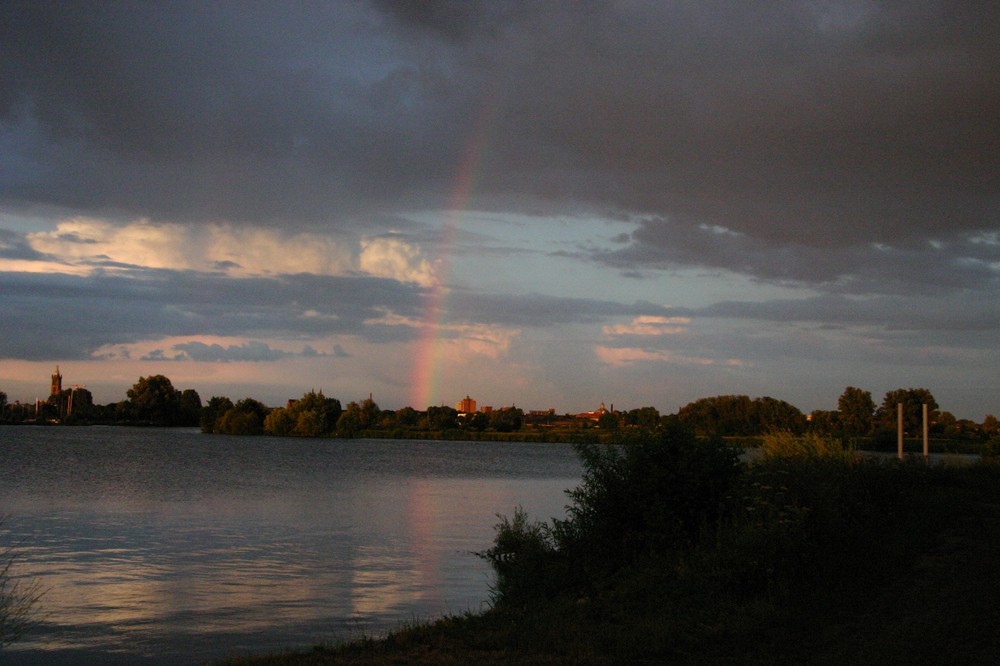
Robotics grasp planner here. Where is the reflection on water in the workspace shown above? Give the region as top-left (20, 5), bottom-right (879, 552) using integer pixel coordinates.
top-left (0, 427), bottom-right (582, 664)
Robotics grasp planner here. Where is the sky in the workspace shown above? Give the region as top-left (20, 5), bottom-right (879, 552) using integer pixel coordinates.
top-left (1, 1), bottom-right (998, 419)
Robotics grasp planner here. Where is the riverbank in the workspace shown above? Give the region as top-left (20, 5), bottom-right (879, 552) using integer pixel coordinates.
top-left (217, 450), bottom-right (1000, 665)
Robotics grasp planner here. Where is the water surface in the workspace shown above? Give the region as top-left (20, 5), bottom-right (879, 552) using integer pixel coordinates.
top-left (0, 426), bottom-right (582, 664)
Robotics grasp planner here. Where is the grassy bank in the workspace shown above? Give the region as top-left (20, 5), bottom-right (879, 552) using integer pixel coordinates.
top-left (218, 432), bottom-right (1000, 665)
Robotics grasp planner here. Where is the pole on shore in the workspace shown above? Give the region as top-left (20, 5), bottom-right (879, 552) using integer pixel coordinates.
top-left (897, 402), bottom-right (904, 460)
top-left (923, 403), bottom-right (929, 459)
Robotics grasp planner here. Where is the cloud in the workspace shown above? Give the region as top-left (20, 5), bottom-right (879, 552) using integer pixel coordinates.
top-left (20, 219), bottom-right (353, 277)
top-left (106, 339), bottom-right (339, 363)
top-left (602, 315), bottom-right (691, 337)
top-left (593, 345), bottom-right (745, 369)
top-left (4, 2), bottom-right (996, 253)
top-left (358, 236), bottom-right (436, 286)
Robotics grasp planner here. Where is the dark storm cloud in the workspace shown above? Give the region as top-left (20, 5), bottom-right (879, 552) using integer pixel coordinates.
top-left (2, 1), bottom-right (998, 284)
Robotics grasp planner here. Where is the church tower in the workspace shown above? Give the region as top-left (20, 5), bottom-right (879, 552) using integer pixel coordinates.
top-left (51, 365), bottom-right (62, 396)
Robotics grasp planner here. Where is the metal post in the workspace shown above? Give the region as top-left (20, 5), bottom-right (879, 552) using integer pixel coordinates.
top-left (897, 402), bottom-right (904, 460)
top-left (923, 403), bottom-right (929, 459)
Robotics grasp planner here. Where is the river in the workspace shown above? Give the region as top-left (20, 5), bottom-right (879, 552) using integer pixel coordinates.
top-left (0, 426), bottom-right (583, 664)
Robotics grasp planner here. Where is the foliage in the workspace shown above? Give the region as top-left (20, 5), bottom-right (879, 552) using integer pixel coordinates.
top-left (677, 394), bottom-right (806, 436)
top-left (425, 405), bottom-right (459, 430)
top-left (837, 385), bottom-right (875, 436)
top-left (481, 426), bottom-right (742, 604)
top-left (214, 398), bottom-right (270, 435)
top-left (759, 430), bottom-right (855, 460)
top-left (264, 390), bottom-right (342, 437)
top-left (336, 398), bottom-right (380, 436)
top-left (200, 396), bottom-right (234, 433)
top-left (488, 407), bottom-right (524, 433)
top-left (178, 389), bottom-right (203, 427)
top-left (621, 406), bottom-right (660, 428)
top-left (875, 387), bottom-right (939, 433)
top-left (124, 375), bottom-right (202, 426)
top-left (126, 374), bottom-right (181, 424)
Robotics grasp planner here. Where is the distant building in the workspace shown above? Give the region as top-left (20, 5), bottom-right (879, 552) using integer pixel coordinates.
top-left (576, 402), bottom-right (611, 422)
top-left (455, 395), bottom-right (477, 413)
top-left (51, 365), bottom-right (62, 397)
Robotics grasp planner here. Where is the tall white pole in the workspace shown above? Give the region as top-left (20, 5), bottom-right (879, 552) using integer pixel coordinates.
top-left (897, 402), bottom-right (904, 460)
top-left (923, 403), bottom-right (929, 459)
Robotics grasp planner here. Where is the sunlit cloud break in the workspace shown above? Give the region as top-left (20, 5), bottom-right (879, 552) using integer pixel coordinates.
top-left (17, 218), bottom-right (435, 284)
top-left (602, 315), bottom-right (691, 337)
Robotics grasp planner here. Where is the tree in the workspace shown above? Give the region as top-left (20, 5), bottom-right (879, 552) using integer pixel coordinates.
top-left (983, 415), bottom-right (999, 438)
top-left (337, 398), bottom-right (380, 436)
top-left (426, 405), bottom-right (459, 430)
top-left (127, 375), bottom-right (181, 424)
top-left (809, 410), bottom-right (839, 434)
top-left (677, 395), bottom-right (805, 436)
top-left (623, 406), bottom-right (661, 429)
top-left (215, 398), bottom-right (269, 435)
top-left (875, 388), bottom-right (939, 434)
top-left (489, 406), bottom-right (524, 433)
top-left (200, 396), bottom-right (234, 433)
top-left (837, 386), bottom-right (875, 437)
top-left (178, 389), bottom-right (202, 427)
top-left (394, 406), bottom-right (420, 428)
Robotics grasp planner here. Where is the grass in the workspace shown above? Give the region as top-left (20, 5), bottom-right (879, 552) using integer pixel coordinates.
top-left (215, 435), bottom-right (1000, 665)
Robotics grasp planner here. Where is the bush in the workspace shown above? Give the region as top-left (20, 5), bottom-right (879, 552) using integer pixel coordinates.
top-left (482, 426), bottom-right (743, 606)
top-left (760, 430), bottom-right (856, 460)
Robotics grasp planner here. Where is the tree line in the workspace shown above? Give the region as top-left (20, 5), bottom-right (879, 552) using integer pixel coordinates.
top-left (2, 376), bottom-right (998, 444)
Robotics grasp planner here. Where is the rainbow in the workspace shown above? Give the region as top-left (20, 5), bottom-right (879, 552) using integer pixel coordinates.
top-left (409, 96), bottom-right (497, 410)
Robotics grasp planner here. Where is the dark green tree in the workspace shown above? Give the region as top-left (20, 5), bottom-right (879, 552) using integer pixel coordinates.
top-left (393, 406), bottom-right (420, 428)
top-left (489, 406), bottom-right (524, 433)
top-left (337, 398), bottom-right (379, 435)
top-left (809, 409), bottom-right (839, 434)
top-left (677, 395), bottom-right (805, 436)
top-left (623, 406), bottom-right (661, 429)
top-left (178, 389), bottom-right (202, 427)
top-left (215, 397), bottom-right (269, 435)
top-left (126, 375), bottom-right (181, 424)
top-left (200, 396), bottom-right (234, 433)
top-left (426, 405), bottom-right (459, 430)
top-left (875, 388), bottom-right (939, 434)
top-left (837, 386), bottom-right (875, 436)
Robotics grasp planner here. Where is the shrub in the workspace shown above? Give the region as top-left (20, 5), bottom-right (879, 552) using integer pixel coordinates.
top-left (760, 430), bottom-right (856, 460)
top-left (482, 426), bottom-right (743, 605)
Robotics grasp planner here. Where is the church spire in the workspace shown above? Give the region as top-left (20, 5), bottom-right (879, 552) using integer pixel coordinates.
top-left (51, 365), bottom-right (62, 396)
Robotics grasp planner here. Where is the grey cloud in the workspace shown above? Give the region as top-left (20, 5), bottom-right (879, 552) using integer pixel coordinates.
top-left (166, 341), bottom-right (304, 362)
top-left (2, 2), bottom-right (998, 286)
top-left (0, 269), bottom-right (425, 360)
top-left (598, 219), bottom-right (1000, 295)
top-left (0, 228), bottom-right (44, 260)
top-left (0, 265), bottom-right (665, 361)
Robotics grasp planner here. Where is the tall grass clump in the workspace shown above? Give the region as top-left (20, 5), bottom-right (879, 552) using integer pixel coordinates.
top-left (759, 429), bottom-right (856, 460)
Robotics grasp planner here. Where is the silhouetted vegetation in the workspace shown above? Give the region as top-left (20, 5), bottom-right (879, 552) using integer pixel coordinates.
top-left (218, 430), bottom-right (1000, 664)
top-left (4, 377), bottom-right (1000, 457)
